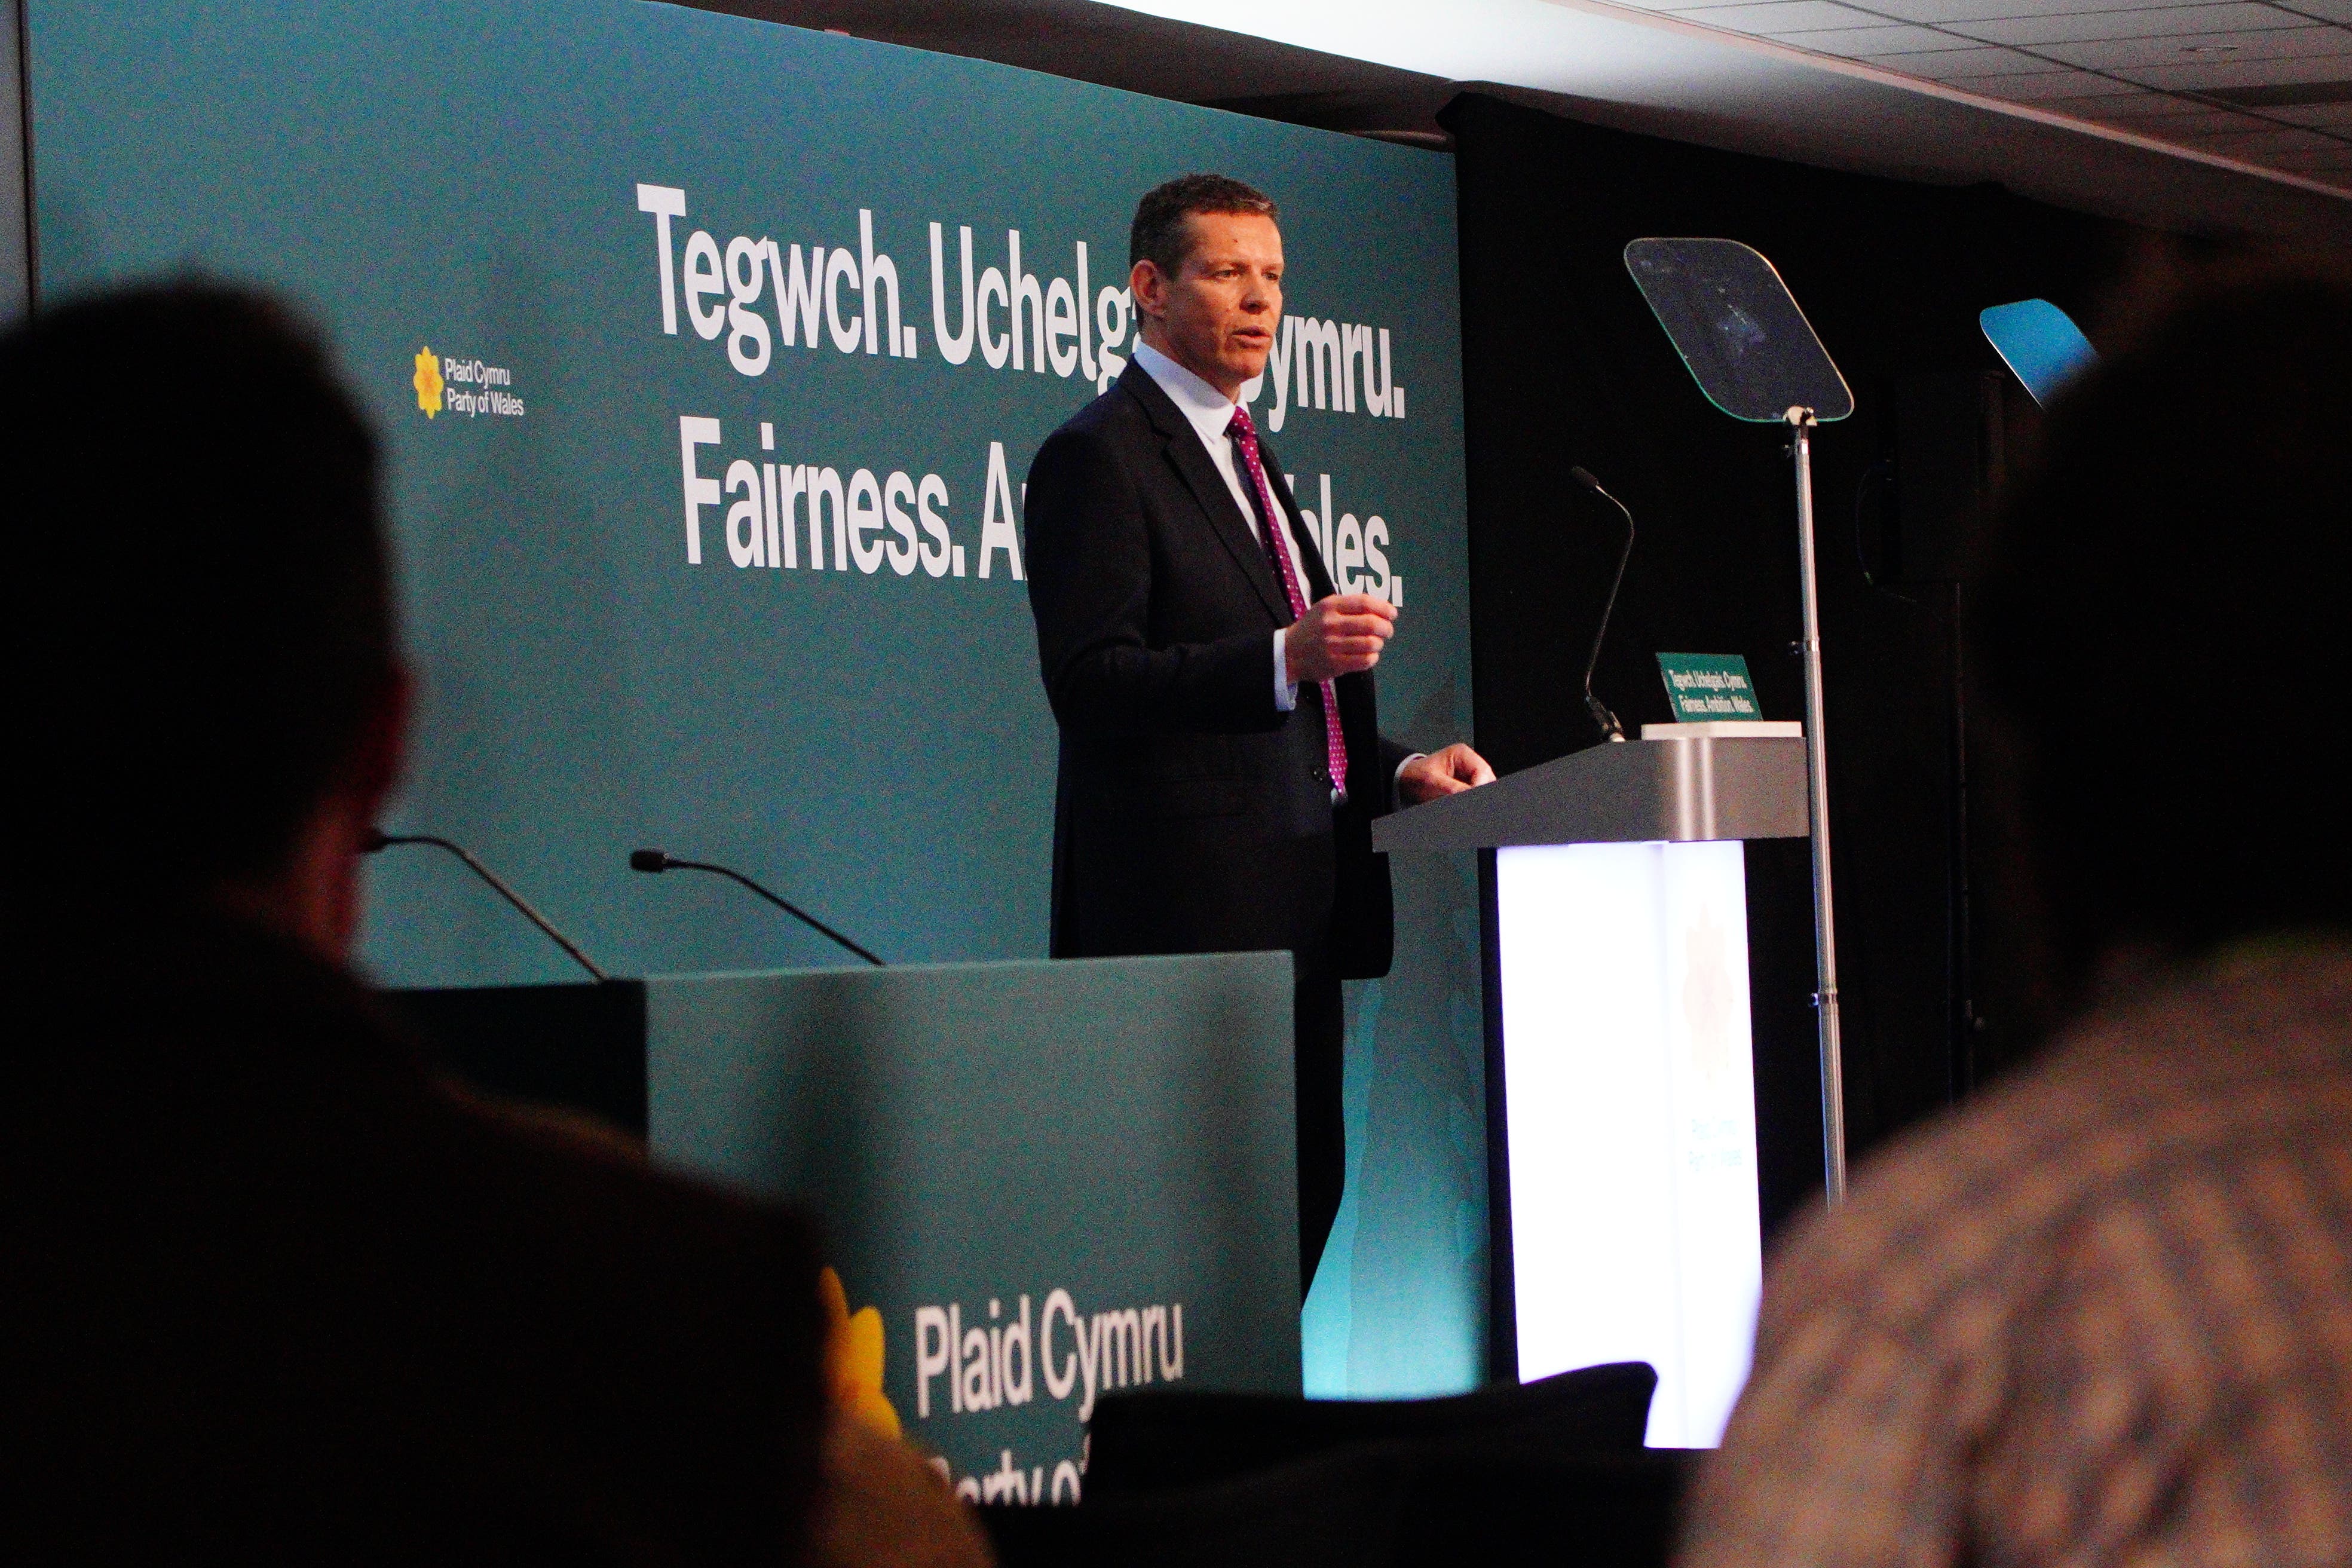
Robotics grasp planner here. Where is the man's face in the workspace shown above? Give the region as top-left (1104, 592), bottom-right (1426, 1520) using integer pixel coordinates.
top-left (1134, 212), bottom-right (1284, 398)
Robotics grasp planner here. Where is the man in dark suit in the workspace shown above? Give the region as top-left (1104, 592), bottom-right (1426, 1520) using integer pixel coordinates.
top-left (1, 285), bottom-right (984, 1565)
top-left (1024, 175), bottom-right (1493, 1290)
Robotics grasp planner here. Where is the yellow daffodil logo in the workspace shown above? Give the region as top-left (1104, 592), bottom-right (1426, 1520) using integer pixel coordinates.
top-left (412, 346), bottom-right (444, 418)
top-left (820, 1266), bottom-right (901, 1438)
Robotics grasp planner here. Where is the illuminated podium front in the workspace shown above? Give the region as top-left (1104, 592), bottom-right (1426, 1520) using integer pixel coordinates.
top-left (1374, 724), bottom-right (1808, 1446)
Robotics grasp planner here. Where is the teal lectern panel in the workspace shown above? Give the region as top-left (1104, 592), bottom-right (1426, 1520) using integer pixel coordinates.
top-left (644, 951), bottom-right (1297, 1501)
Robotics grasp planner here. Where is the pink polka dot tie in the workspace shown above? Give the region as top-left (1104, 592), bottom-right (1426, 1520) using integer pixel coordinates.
top-left (1227, 405), bottom-right (1348, 801)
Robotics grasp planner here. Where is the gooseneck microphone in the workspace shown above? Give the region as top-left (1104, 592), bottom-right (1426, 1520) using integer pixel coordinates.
top-left (629, 850), bottom-right (885, 967)
top-left (1569, 466), bottom-right (1636, 744)
top-left (363, 830), bottom-right (610, 981)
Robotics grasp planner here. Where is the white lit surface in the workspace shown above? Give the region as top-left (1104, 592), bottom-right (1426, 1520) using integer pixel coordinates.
top-left (1087, 3), bottom-right (2351, 236)
top-left (1496, 841), bottom-right (1762, 1447)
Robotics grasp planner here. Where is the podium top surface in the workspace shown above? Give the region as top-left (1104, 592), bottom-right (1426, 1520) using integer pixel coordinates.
top-left (1373, 735), bottom-right (1810, 853)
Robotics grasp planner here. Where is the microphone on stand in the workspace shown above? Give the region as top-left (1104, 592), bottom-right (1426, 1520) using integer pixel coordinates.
top-left (363, 829), bottom-right (610, 981)
top-left (1569, 466), bottom-right (1636, 743)
top-left (629, 849), bottom-right (885, 967)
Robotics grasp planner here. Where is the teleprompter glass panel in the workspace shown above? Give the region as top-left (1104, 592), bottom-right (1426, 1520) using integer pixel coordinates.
top-left (1623, 238), bottom-right (1852, 424)
top-left (1980, 298), bottom-right (2097, 408)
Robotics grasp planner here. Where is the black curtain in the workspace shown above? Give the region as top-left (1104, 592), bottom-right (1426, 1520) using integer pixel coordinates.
top-left (1444, 93), bottom-right (2145, 1236)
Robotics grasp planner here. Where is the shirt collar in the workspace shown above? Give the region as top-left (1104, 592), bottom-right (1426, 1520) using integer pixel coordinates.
top-left (1132, 339), bottom-right (1239, 451)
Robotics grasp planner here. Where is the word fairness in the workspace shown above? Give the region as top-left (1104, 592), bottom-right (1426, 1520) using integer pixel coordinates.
top-left (914, 1289), bottom-right (1183, 1426)
top-left (677, 419), bottom-right (1026, 580)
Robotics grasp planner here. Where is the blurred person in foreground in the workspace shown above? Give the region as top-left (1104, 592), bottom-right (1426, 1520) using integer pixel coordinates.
top-left (0, 284), bottom-right (985, 1566)
top-left (1679, 268), bottom-right (2352, 1566)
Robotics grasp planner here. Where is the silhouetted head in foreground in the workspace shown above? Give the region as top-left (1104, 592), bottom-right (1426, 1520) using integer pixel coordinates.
top-left (0, 283), bottom-right (403, 949)
top-left (1974, 267), bottom-right (2352, 999)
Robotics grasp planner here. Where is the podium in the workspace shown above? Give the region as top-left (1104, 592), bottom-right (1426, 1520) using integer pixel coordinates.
top-left (1374, 725), bottom-right (1807, 1446)
top-left (385, 953), bottom-right (1300, 1502)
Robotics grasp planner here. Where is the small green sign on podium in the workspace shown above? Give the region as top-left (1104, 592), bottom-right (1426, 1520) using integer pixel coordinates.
top-left (1657, 653), bottom-right (1762, 721)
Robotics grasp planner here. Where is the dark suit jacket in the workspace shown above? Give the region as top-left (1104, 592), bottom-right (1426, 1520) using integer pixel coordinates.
top-left (2, 908), bottom-right (827, 1563)
top-left (1025, 362), bottom-right (1407, 981)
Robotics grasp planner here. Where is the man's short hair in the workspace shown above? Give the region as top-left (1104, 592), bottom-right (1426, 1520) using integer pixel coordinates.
top-left (0, 283), bottom-right (392, 901)
top-left (1973, 268), bottom-right (2352, 976)
top-left (1129, 173), bottom-right (1279, 276)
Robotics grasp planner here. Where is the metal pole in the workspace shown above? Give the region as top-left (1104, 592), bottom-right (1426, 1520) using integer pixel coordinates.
top-left (1787, 407), bottom-right (1847, 1207)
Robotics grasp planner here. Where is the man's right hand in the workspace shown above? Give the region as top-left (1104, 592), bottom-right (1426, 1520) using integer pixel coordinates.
top-left (1286, 593), bottom-right (1398, 685)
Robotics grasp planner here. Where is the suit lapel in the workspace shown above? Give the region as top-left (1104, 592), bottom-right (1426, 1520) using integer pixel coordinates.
top-left (1119, 363), bottom-right (1291, 625)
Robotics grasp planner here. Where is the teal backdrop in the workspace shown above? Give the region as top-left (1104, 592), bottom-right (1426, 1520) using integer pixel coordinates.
top-left (24, 0), bottom-right (1487, 1395)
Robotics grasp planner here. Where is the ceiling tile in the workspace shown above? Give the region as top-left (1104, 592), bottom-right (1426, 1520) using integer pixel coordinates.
top-left (1857, 41), bottom-right (2077, 72)
top-left (1783, 0), bottom-right (1933, 13)
top-left (1774, 22), bottom-right (1962, 48)
top-left (2195, 76), bottom-right (2352, 105)
top-left (1951, 4), bottom-right (2320, 46)
top-left (2120, 48), bottom-right (2352, 86)
top-left (2264, 100), bottom-right (2352, 124)
top-left (2044, 90), bottom-right (2247, 116)
top-left (2036, 26), bottom-right (2352, 70)
top-left (2268, 0), bottom-right (2352, 22)
top-left (1647, 0), bottom-right (1883, 27)
top-left (2028, 82), bottom-right (2189, 103)
top-left (2162, 122), bottom-right (2348, 149)
top-left (2068, 102), bottom-right (2290, 135)
top-left (1818, 0), bottom-right (2197, 19)
top-left (2143, 99), bottom-right (2304, 121)
top-left (1944, 66), bottom-right (2137, 94)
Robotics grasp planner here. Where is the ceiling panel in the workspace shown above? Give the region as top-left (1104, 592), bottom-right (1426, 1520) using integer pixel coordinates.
top-left (2045, 90), bottom-right (2258, 115)
top-left (2027, 87), bottom-right (2181, 112)
top-left (2037, 27), bottom-right (2352, 70)
top-left (2109, 105), bottom-right (2304, 134)
top-left (2178, 112), bottom-right (2347, 133)
top-left (1953, 65), bottom-right (2142, 91)
top-left (1953, 5), bottom-right (2319, 45)
top-left (1622, 0), bottom-right (2352, 187)
top-left (1833, 0), bottom-right (2225, 18)
top-left (1651, 0), bottom-right (1884, 26)
top-left (2122, 50), bottom-right (2352, 87)
top-left (1778, 22), bottom-right (1964, 47)
top-left (2274, 0), bottom-right (2352, 22)
top-left (1856, 42), bottom-right (2079, 72)
top-left (1051, 0), bottom-right (2352, 216)
top-left (2202, 76), bottom-right (2352, 102)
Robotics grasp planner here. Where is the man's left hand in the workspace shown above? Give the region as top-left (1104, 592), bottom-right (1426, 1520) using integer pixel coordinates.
top-left (1398, 743), bottom-right (1496, 804)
